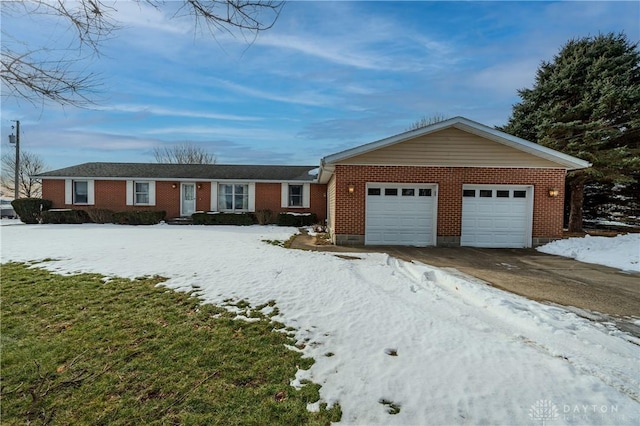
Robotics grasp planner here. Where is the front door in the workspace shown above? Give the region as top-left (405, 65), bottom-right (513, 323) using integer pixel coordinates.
top-left (181, 183), bottom-right (196, 216)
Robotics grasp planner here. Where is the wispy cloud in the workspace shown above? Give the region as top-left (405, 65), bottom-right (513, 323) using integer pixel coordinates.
top-left (93, 104), bottom-right (262, 121)
top-left (210, 78), bottom-right (336, 107)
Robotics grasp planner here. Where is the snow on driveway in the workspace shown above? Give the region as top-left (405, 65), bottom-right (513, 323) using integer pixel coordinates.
top-left (1, 224), bottom-right (638, 425)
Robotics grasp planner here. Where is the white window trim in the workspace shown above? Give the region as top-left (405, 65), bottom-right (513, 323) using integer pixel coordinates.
top-left (218, 183), bottom-right (255, 212)
top-left (126, 180), bottom-right (155, 206)
top-left (281, 183), bottom-right (310, 208)
top-left (65, 179), bottom-right (94, 205)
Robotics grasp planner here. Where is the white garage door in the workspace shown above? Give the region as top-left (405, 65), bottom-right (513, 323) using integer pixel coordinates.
top-left (365, 184), bottom-right (437, 246)
top-left (461, 185), bottom-right (533, 248)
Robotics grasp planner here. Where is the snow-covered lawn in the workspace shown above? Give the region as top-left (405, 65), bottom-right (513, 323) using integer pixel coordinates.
top-left (1, 224), bottom-right (638, 425)
top-left (537, 233), bottom-right (640, 272)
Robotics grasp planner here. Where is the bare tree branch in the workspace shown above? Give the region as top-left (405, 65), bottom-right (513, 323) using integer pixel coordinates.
top-left (1, 151), bottom-right (48, 198)
top-left (1, 0), bottom-right (284, 107)
top-left (407, 114), bottom-right (448, 131)
top-left (153, 142), bottom-right (216, 164)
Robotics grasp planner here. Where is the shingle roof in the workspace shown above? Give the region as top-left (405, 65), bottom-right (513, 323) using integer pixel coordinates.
top-left (37, 162), bottom-right (319, 182)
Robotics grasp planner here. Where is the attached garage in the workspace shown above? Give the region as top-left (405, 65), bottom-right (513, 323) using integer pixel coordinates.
top-left (365, 183), bottom-right (437, 246)
top-left (318, 117), bottom-right (591, 247)
top-left (461, 185), bottom-right (533, 248)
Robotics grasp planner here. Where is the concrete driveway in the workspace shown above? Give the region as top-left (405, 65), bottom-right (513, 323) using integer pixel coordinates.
top-left (291, 234), bottom-right (640, 334)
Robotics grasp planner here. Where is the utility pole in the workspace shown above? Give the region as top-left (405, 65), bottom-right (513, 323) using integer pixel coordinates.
top-left (8, 120), bottom-right (20, 200)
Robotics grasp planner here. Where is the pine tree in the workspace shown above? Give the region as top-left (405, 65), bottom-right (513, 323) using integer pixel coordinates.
top-left (500, 33), bottom-right (640, 232)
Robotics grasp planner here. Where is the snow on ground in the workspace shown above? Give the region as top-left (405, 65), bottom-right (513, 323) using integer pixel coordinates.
top-left (537, 233), bottom-right (640, 272)
top-left (1, 224), bottom-right (639, 425)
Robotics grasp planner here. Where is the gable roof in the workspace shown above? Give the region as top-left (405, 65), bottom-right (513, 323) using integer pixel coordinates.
top-left (37, 163), bottom-right (319, 182)
top-left (318, 116), bottom-right (591, 183)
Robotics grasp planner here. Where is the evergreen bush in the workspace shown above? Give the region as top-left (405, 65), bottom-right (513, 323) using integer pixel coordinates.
top-left (113, 210), bottom-right (166, 225)
top-left (11, 198), bottom-right (52, 224)
top-left (276, 212), bottom-right (317, 227)
top-left (41, 209), bottom-right (90, 224)
top-left (192, 212), bottom-right (255, 225)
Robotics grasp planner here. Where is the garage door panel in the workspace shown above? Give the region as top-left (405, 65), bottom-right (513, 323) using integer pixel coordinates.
top-left (366, 184), bottom-right (436, 246)
top-left (461, 185), bottom-right (532, 248)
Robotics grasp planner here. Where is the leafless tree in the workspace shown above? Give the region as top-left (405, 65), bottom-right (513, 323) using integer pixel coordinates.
top-left (407, 114), bottom-right (449, 131)
top-left (1, 0), bottom-right (283, 107)
top-left (1, 151), bottom-right (48, 198)
top-left (153, 142), bottom-right (216, 164)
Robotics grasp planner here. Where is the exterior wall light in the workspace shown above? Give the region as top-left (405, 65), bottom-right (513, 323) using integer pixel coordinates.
top-left (197, 183), bottom-right (202, 189)
top-left (348, 185), bottom-right (355, 194)
top-left (172, 183), bottom-right (177, 189)
top-left (548, 188), bottom-right (559, 197)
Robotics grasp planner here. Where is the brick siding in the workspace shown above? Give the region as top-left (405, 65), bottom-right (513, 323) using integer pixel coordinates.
top-left (42, 179), bottom-right (326, 221)
top-left (333, 165), bottom-right (566, 240)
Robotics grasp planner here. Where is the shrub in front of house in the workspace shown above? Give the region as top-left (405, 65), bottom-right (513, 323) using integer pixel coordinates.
top-left (192, 212), bottom-right (255, 225)
top-left (113, 210), bottom-right (166, 225)
top-left (11, 198), bottom-right (53, 224)
top-left (276, 212), bottom-right (317, 227)
top-left (41, 209), bottom-right (90, 224)
top-left (254, 209), bottom-right (275, 225)
top-left (87, 208), bottom-right (115, 224)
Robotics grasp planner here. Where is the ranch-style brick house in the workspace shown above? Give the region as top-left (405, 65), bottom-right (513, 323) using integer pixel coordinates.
top-left (39, 117), bottom-right (590, 248)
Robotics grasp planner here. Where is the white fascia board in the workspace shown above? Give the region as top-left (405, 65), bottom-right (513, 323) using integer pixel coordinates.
top-left (317, 163), bottom-right (335, 184)
top-left (39, 176), bottom-right (318, 183)
top-left (321, 116), bottom-right (591, 171)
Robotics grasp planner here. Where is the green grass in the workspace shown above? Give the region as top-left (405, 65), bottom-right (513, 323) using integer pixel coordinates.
top-left (0, 263), bottom-right (341, 425)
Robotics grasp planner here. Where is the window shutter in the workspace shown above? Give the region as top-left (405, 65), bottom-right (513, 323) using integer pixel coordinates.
top-left (65, 180), bottom-right (72, 205)
top-left (248, 183), bottom-right (255, 212)
top-left (87, 180), bottom-right (95, 205)
top-left (148, 181), bottom-right (156, 205)
top-left (126, 181), bottom-right (133, 206)
top-left (303, 183), bottom-right (310, 208)
top-left (281, 183), bottom-right (288, 208)
top-left (210, 182), bottom-right (218, 211)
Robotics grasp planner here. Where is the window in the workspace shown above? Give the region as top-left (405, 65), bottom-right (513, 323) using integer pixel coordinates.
top-left (463, 189), bottom-right (475, 197)
top-left (385, 188), bottom-right (398, 196)
top-left (73, 181), bottom-right (88, 204)
top-left (288, 184), bottom-right (303, 207)
top-left (402, 188), bottom-right (415, 196)
top-left (368, 188), bottom-right (381, 196)
top-left (219, 184), bottom-right (249, 211)
top-left (479, 190), bottom-right (493, 198)
top-left (513, 190), bottom-right (527, 198)
top-left (135, 182), bottom-right (150, 204)
top-left (496, 190), bottom-right (510, 198)
top-left (418, 188), bottom-right (432, 197)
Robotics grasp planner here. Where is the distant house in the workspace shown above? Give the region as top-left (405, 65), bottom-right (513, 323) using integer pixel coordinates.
top-left (39, 117), bottom-right (590, 248)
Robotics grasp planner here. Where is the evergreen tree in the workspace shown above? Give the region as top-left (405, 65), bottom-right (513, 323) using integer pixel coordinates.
top-left (500, 33), bottom-right (640, 232)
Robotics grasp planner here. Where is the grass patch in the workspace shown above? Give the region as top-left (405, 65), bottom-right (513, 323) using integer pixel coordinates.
top-left (0, 263), bottom-right (341, 425)
top-left (379, 398), bottom-right (401, 415)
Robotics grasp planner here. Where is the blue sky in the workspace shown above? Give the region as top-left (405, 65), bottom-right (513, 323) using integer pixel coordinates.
top-left (1, 1), bottom-right (638, 171)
